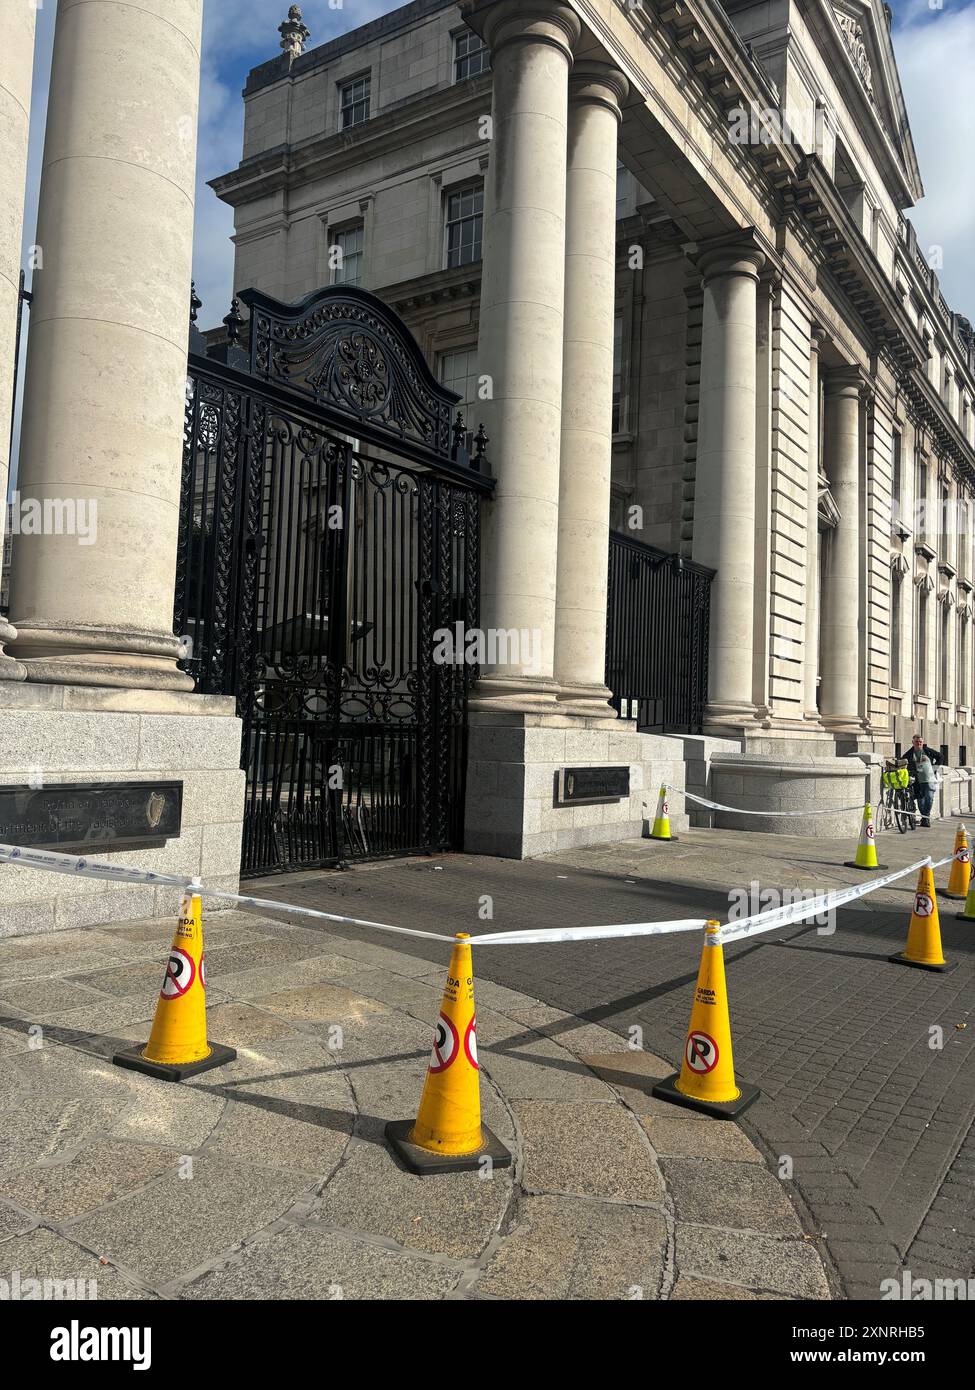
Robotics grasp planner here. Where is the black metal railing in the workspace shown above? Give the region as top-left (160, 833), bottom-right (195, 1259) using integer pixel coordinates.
top-left (605, 531), bottom-right (713, 734)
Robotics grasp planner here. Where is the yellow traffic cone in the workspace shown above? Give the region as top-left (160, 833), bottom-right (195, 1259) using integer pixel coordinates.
top-left (645, 784), bottom-right (678, 842)
top-left (113, 887), bottom-right (237, 1081)
top-left (942, 824), bottom-right (971, 900)
top-left (954, 875), bottom-right (975, 922)
top-left (889, 863), bottom-right (955, 973)
top-left (652, 921), bottom-right (759, 1118)
top-left (845, 804), bottom-right (887, 871)
top-left (385, 934), bottom-right (512, 1174)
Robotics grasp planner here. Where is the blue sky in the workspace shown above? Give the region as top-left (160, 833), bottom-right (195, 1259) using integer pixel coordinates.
top-left (19, 0), bottom-right (975, 328)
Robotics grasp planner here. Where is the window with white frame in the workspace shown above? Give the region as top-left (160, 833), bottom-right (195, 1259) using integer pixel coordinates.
top-left (892, 429), bottom-right (903, 529)
top-left (439, 346), bottom-right (480, 420)
top-left (940, 480), bottom-right (952, 568)
top-left (916, 455), bottom-right (928, 542)
top-left (340, 74), bottom-right (371, 130)
top-left (329, 223), bottom-right (364, 287)
top-left (891, 571), bottom-right (903, 688)
top-left (612, 313), bottom-right (624, 433)
top-left (940, 601), bottom-right (951, 701)
top-left (445, 185), bottom-right (483, 268)
top-left (916, 586), bottom-right (929, 694)
top-left (454, 30), bottom-right (490, 82)
top-left (957, 615), bottom-right (969, 709)
top-left (960, 500), bottom-right (971, 581)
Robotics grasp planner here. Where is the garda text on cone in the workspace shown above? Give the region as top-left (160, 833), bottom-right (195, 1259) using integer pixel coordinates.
top-left (410, 934), bottom-right (483, 1156)
top-left (651, 920), bottom-right (758, 1117)
top-left (113, 887), bottom-right (236, 1081)
top-left (676, 922), bottom-right (740, 1104)
top-left (142, 891), bottom-right (211, 1066)
top-left (386, 934), bottom-right (512, 1173)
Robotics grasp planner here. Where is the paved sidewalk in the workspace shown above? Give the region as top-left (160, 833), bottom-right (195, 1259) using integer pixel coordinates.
top-left (0, 909), bottom-right (829, 1300)
top-left (246, 818), bottom-right (974, 1299)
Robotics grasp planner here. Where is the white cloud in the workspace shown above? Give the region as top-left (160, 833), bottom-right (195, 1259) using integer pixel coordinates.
top-left (894, 4), bottom-right (975, 320)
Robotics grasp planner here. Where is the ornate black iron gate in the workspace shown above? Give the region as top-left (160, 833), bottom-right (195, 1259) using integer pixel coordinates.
top-left (176, 286), bottom-right (492, 877)
top-left (605, 531), bottom-right (713, 733)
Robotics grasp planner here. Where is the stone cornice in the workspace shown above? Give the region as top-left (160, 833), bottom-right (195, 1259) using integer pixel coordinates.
top-left (210, 78), bottom-right (491, 208)
top-left (596, 0), bottom-right (802, 226)
top-left (901, 367), bottom-right (975, 495)
top-left (385, 264), bottom-right (482, 316)
top-left (790, 156), bottom-right (924, 371)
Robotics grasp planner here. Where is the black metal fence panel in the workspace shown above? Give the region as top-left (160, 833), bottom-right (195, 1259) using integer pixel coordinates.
top-left (605, 531), bottom-right (713, 734)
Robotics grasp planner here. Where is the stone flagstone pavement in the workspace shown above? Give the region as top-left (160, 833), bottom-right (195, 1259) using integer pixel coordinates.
top-left (0, 908), bottom-right (829, 1300)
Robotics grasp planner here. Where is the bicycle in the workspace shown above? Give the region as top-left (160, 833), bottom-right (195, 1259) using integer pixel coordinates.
top-left (881, 763), bottom-right (916, 834)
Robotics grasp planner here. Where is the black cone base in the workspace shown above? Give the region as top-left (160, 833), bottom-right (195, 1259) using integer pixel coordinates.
top-left (954, 911), bottom-right (975, 921)
top-left (651, 1072), bottom-right (760, 1120)
top-left (644, 834), bottom-right (680, 843)
top-left (844, 862), bottom-right (889, 871)
top-left (887, 953), bottom-right (957, 974)
top-left (385, 1118), bottom-right (512, 1175)
top-left (113, 1041), bottom-right (237, 1082)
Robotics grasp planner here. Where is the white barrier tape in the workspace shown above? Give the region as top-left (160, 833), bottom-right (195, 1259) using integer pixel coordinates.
top-left (0, 843), bottom-right (958, 953)
top-left (204, 888), bottom-right (460, 944)
top-left (720, 856), bottom-right (931, 945)
top-left (678, 789), bottom-right (867, 817)
top-left (0, 842), bottom-right (457, 945)
top-left (0, 843), bottom-right (190, 888)
top-left (470, 918), bottom-right (710, 948)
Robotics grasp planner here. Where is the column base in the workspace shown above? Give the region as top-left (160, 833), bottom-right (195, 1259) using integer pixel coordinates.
top-left (555, 681), bottom-right (619, 719)
top-left (703, 699), bottom-right (762, 733)
top-left (8, 622), bottom-right (194, 692)
top-left (819, 713), bottom-right (868, 735)
top-left (468, 674), bottom-right (562, 715)
top-left (0, 618), bottom-right (26, 681)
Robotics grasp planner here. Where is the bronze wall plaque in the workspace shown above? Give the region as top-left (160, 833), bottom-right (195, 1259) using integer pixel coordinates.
top-left (0, 781), bottom-right (183, 854)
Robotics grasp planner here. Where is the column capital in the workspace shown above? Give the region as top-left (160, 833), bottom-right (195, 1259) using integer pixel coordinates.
top-left (466, 0), bottom-right (581, 61)
top-left (810, 322), bottom-right (828, 352)
top-left (568, 61), bottom-right (629, 120)
top-left (695, 229), bottom-right (766, 283)
top-left (822, 364), bottom-right (869, 398)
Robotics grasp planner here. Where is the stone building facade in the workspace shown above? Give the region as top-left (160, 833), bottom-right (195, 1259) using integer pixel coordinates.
top-left (211, 0), bottom-right (975, 840)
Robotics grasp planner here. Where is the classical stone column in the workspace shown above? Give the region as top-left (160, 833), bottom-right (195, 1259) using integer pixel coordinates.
top-left (8, 0), bottom-right (203, 689)
top-left (554, 62), bottom-right (629, 718)
top-left (803, 326), bottom-right (826, 719)
top-left (468, 0), bottom-right (580, 712)
top-left (0, 0), bottom-right (35, 680)
top-left (691, 235), bottom-right (765, 726)
top-left (819, 368), bottom-right (864, 730)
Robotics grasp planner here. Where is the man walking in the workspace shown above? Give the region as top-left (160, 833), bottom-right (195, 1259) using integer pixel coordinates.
top-left (905, 734), bottom-right (943, 827)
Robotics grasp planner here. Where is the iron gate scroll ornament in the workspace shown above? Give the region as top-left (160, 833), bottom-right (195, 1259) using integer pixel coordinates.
top-left (241, 286), bottom-right (457, 457)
